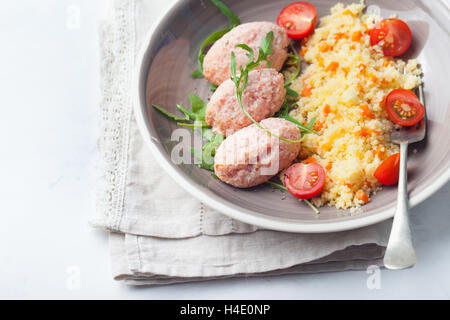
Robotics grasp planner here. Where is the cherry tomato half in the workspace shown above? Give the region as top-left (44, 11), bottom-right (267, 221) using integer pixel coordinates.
top-left (370, 19), bottom-right (412, 56)
top-left (374, 153), bottom-right (400, 185)
top-left (277, 2), bottom-right (317, 40)
top-left (284, 163), bottom-right (325, 199)
top-left (385, 89), bottom-right (425, 126)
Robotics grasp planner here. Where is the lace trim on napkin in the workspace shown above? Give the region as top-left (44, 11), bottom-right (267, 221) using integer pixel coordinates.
top-left (91, 0), bottom-right (135, 231)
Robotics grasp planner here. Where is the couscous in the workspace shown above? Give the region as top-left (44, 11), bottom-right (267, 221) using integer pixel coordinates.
top-left (284, 2), bottom-right (422, 209)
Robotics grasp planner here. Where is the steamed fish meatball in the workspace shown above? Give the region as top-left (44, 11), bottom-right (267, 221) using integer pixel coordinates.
top-left (205, 68), bottom-right (286, 136)
top-left (214, 118), bottom-right (301, 188)
top-left (203, 22), bottom-right (290, 86)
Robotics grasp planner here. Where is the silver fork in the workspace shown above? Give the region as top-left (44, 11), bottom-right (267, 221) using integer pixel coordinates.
top-left (383, 84), bottom-right (426, 270)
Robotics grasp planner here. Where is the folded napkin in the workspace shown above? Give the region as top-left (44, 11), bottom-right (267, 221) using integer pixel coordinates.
top-left (91, 0), bottom-right (391, 286)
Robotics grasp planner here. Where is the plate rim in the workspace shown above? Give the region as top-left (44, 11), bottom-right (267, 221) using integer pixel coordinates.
top-left (133, 0), bottom-right (450, 233)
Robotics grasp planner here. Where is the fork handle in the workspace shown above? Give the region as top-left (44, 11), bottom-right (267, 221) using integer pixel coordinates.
top-left (383, 142), bottom-right (417, 269)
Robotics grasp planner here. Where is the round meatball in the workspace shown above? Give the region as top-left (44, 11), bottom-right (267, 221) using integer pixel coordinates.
top-left (206, 68), bottom-right (286, 137)
top-left (214, 118), bottom-right (301, 188)
top-left (203, 22), bottom-right (290, 86)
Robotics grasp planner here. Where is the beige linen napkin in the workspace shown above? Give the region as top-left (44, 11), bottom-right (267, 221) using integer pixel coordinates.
top-left (91, 0), bottom-right (390, 285)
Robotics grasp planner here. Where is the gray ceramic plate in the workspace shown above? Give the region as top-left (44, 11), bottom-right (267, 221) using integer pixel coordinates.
top-left (134, 0), bottom-right (450, 233)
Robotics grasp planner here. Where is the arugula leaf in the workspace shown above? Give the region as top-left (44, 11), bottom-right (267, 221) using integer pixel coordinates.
top-left (152, 94), bottom-right (207, 124)
top-left (211, 173), bottom-right (219, 180)
top-left (192, 0), bottom-right (241, 78)
top-left (153, 95), bottom-right (225, 172)
top-left (259, 31), bottom-right (274, 63)
top-left (265, 181), bottom-right (320, 214)
top-left (306, 116), bottom-right (317, 129)
top-left (202, 128), bottom-right (216, 141)
top-left (189, 94), bottom-right (207, 119)
top-left (286, 87), bottom-right (299, 98)
top-left (280, 114), bottom-right (319, 135)
top-left (284, 43), bottom-right (302, 87)
top-left (274, 96), bottom-right (319, 136)
top-left (190, 133), bottom-right (224, 171)
top-left (177, 122), bottom-right (210, 129)
top-left (191, 69), bottom-right (204, 79)
top-left (152, 104), bottom-right (189, 122)
top-left (230, 52), bottom-right (237, 79)
top-left (211, 0), bottom-right (241, 28)
top-left (176, 104), bottom-right (196, 121)
top-left (265, 181), bottom-right (289, 191)
top-left (192, 28), bottom-right (230, 77)
top-left (202, 133), bottom-right (224, 169)
top-left (210, 84), bottom-right (218, 91)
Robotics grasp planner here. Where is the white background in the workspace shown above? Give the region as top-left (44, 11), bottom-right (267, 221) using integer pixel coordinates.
top-left (0, 0), bottom-right (449, 299)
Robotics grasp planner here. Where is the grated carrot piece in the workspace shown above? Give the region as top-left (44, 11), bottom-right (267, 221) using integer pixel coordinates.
top-left (359, 104), bottom-right (375, 119)
top-left (325, 61), bottom-right (340, 72)
top-left (376, 145), bottom-right (386, 159)
top-left (357, 63), bottom-right (366, 72)
top-left (356, 190), bottom-right (370, 204)
top-left (326, 163), bottom-right (333, 171)
top-left (334, 32), bottom-right (349, 41)
top-left (351, 31), bottom-right (363, 42)
top-left (319, 42), bottom-right (331, 52)
top-left (323, 104), bottom-right (331, 116)
top-left (305, 157), bottom-right (317, 164)
top-left (315, 120), bottom-right (325, 132)
top-left (300, 47), bottom-right (308, 56)
top-left (382, 60), bottom-right (392, 68)
top-left (358, 128), bottom-right (379, 137)
top-left (301, 82), bottom-right (314, 97)
top-left (368, 73), bottom-right (378, 83)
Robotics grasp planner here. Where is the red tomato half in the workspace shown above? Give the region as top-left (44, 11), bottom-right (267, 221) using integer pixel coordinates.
top-left (374, 153), bottom-right (400, 185)
top-left (385, 89), bottom-right (425, 126)
top-left (277, 2), bottom-right (317, 40)
top-left (284, 163), bottom-right (325, 199)
top-left (370, 19), bottom-right (412, 56)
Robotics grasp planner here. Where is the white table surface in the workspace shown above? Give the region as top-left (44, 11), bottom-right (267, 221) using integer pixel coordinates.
top-left (0, 0), bottom-right (449, 300)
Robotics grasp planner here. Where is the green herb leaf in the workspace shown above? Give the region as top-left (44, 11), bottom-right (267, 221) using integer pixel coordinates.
top-left (191, 69), bottom-right (205, 79)
top-left (236, 44), bottom-right (255, 64)
top-left (265, 181), bottom-right (320, 214)
top-left (280, 114), bottom-right (319, 135)
top-left (202, 133), bottom-right (224, 167)
top-left (190, 133), bottom-right (225, 172)
top-left (286, 87), bottom-right (299, 98)
top-left (192, 28), bottom-right (230, 77)
top-left (152, 104), bottom-right (189, 122)
top-left (177, 122), bottom-right (210, 129)
top-left (188, 94), bottom-right (207, 119)
top-left (284, 42), bottom-right (302, 87)
top-left (307, 116), bottom-right (317, 129)
top-left (211, 0), bottom-right (241, 28)
top-left (230, 51), bottom-right (237, 80)
top-left (210, 84), bottom-right (218, 91)
top-left (211, 173), bottom-right (219, 180)
top-left (259, 31), bottom-right (274, 61)
top-left (192, 0), bottom-right (241, 78)
top-left (176, 104), bottom-right (196, 121)
top-left (265, 181), bottom-right (288, 191)
top-left (202, 128), bottom-right (216, 141)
